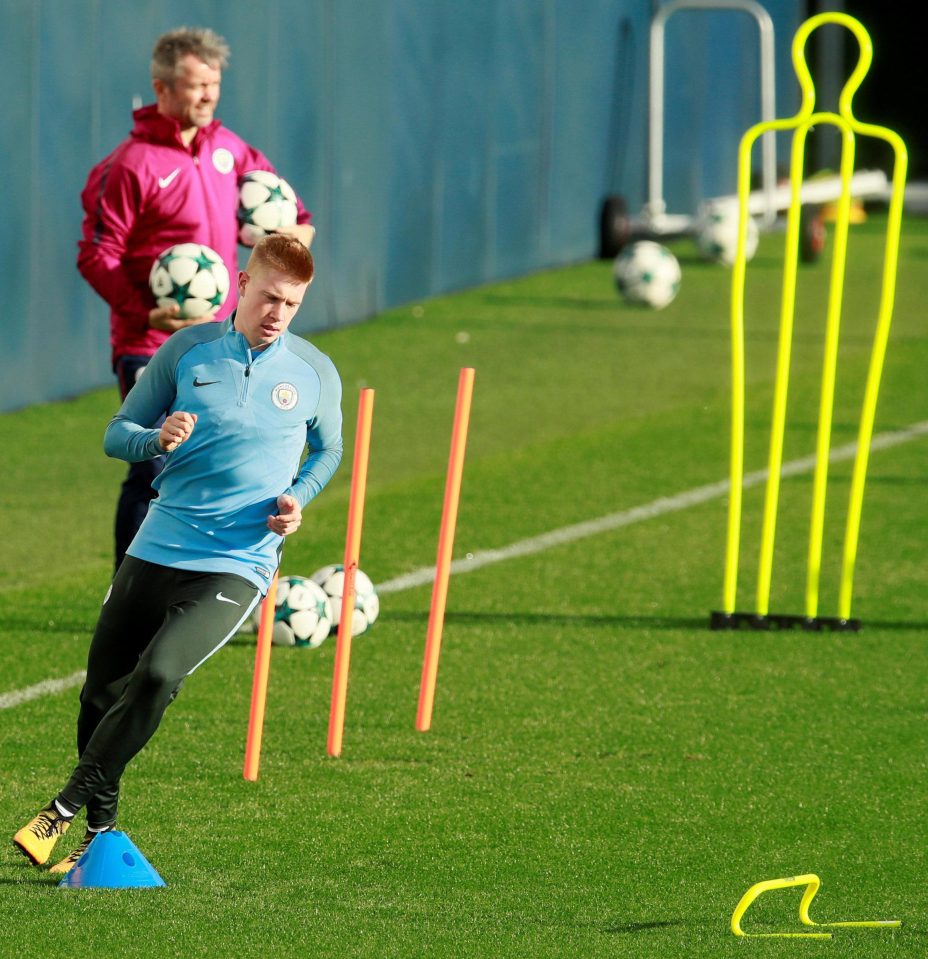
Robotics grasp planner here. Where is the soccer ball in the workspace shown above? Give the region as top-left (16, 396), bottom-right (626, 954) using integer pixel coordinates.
top-left (149, 243), bottom-right (230, 318)
top-left (257, 575), bottom-right (333, 648)
top-left (613, 241), bottom-right (681, 309)
top-left (238, 170), bottom-right (298, 246)
top-left (310, 565), bottom-right (380, 637)
top-left (696, 201), bottom-right (759, 266)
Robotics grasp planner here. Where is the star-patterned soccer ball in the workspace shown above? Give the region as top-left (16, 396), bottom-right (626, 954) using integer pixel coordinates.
top-left (612, 241), bottom-right (682, 309)
top-left (237, 170), bottom-right (299, 246)
top-left (148, 243), bottom-right (230, 318)
top-left (310, 565), bottom-right (380, 638)
top-left (697, 201), bottom-right (759, 267)
top-left (256, 575), bottom-right (334, 648)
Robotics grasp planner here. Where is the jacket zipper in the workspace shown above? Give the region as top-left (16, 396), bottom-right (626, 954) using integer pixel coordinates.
top-left (240, 350), bottom-right (253, 406)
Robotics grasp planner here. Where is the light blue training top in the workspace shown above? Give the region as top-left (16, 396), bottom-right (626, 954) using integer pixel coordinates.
top-left (104, 317), bottom-right (343, 593)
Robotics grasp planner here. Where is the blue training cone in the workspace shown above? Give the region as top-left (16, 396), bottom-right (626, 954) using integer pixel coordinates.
top-left (58, 830), bottom-right (166, 889)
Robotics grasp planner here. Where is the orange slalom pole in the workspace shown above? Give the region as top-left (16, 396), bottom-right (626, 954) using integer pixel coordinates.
top-left (243, 570), bottom-right (279, 781)
top-left (417, 367), bottom-right (475, 732)
top-left (327, 388), bottom-right (375, 757)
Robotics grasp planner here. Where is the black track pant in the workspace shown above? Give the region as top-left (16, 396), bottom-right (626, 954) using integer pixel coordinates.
top-left (60, 557), bottom-right (260, 827)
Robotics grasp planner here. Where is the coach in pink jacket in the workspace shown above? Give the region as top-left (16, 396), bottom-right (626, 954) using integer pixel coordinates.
top-left (78, 27), bottom-right (314, 568)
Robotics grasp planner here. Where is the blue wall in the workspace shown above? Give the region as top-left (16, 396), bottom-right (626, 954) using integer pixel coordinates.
top-left (0, 0), bottom-right (804, 412)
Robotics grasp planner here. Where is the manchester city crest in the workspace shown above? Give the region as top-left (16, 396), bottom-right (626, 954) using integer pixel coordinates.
top-left (272, 382), bottom-right (299, 410)
top-left (212, 147), bottom-right (234, 174)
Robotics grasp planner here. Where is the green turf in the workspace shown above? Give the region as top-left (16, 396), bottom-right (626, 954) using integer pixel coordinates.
top-left (1, 214), bottom-right (926, 957)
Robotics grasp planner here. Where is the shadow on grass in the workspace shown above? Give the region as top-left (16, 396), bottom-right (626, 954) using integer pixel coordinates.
top-left (226, 609), bottom-right (928, 646)
top-left (385, 610), bottom-right (709, 631)
top-left (863, 619), bottom-right (928, 632)
top-left (224, 612), bottom-right (706, 647)
top-left (604, 919), bottom-right (686, 934)
top-left (0, 859), bottom-right (60, 888)
top-left (441, 611), bottom-right (928, 633)
top-left (0, 877), bottom-right (58, 887)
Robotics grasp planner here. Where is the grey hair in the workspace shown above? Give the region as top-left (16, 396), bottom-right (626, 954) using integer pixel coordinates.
top-left (151, 27), bottom-right (230, 85)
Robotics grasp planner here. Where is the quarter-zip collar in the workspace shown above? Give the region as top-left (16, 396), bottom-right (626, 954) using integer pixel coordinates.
top-left (226, 312), bottom-right (286, 362)
top-left (224, 314), bottom-right (285, 406)
top-left (224, 313), bottom-right (285, 361)
top-left (129, 103), bottom-right (223, 152)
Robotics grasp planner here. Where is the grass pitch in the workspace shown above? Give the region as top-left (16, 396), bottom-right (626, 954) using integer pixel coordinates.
top-left (1, 214), bottom-right (926, 957)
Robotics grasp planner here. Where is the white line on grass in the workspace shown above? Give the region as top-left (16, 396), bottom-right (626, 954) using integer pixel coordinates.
top-left (0, 670), bottom-right (85, 710)
top-left (3, 420), bottom-right (927, 710)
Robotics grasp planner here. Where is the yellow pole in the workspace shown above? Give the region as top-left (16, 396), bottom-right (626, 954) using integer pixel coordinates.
top-left (835, 37), bottom-right (909, 619)
top-left (720, 130), bottom-right (753, 615)
top-left (804, 117), bottom-right (855, 619)
top-left (722, 110), bottom-right (792, 614)
top-left (755, 126), bottom-right (806, 616)
top-left (722, 18), bottom-right (815, 617)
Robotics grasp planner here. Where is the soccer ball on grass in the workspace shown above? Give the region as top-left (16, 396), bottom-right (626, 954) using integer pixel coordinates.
top-left (696, 201), bottom-right (759, 266)
top-left (238, 170), bottom-right (298, 246)
top-left (258, 575), bottom-right (333, 648)
top-left (310, 565), bottom-right (380, 637)
top-left (613, 241), bottom-right (681, 309)
top-left (149, 243), bottom-right (230, 318)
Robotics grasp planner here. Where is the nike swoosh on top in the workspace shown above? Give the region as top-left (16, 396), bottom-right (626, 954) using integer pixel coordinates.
top-left (158, 168), bottom-right (180, 189)
top-left (193, 378), bottom-right (219, 387)
top-left (216, 592), bottom-right (241, 606)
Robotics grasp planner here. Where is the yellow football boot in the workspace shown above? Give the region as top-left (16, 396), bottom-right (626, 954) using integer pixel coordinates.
top-left (12, 805), bottom-right (71, 866)
top-left (48, 829), bottom-right (100, 875)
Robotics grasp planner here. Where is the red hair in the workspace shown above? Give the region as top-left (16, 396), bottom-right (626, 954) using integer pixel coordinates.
top-left (246, 234), bottom-right (314, 284)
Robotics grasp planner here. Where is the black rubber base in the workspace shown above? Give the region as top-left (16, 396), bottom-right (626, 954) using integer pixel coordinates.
top-left (709, 611), bottom-right (861, 632)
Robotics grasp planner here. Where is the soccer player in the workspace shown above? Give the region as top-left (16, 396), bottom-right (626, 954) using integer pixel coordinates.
top-left (77, 26), bottom-right (315, 570)
top-left (13, 234), bottom-right (341, 874)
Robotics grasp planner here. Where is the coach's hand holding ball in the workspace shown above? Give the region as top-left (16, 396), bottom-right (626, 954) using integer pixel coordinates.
top-left (158, 412), bottom-right (197, 452)
top-left (148, 304), bottom-right (215, 333)
top-left (270, 222), bottom-right (316, 248)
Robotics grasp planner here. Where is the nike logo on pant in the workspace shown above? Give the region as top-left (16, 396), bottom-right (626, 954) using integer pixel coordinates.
top-left (216, 592), bottom-right (241, 606)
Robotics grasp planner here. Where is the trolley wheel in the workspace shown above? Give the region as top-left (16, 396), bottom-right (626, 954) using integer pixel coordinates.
top-left (599, 195), bottom-right (631, 259)
top-left (799, 204), bottom-right (826, 263)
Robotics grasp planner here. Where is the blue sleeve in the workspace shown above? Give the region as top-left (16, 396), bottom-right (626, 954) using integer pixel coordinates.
top-left (287, 356), bottom-right (343, 507)
top-left (103, 340), bottom-right (181, 463)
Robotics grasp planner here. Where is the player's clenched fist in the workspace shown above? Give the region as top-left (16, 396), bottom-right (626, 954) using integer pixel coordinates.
top-left (159, 412), bottom-right (198, 452)
top-left (267, 493), bottom-right (302, 537)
